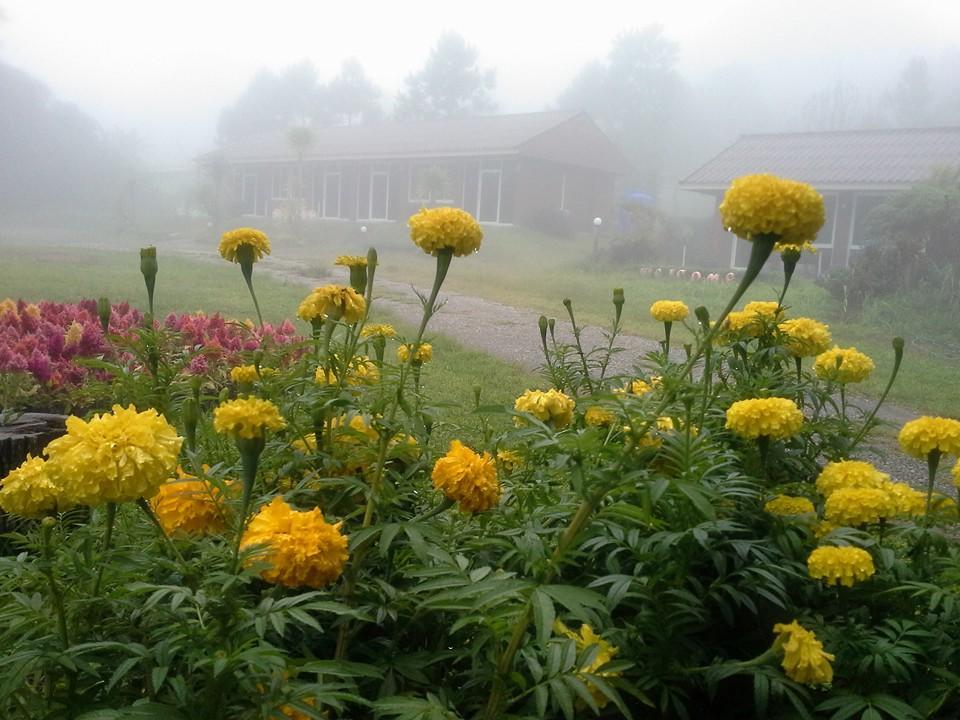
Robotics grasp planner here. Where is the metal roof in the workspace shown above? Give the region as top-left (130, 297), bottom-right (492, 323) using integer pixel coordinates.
top-left (681, 127), bottom-right (960, 189)
top-left (207, 111), bottom-right (630, 174)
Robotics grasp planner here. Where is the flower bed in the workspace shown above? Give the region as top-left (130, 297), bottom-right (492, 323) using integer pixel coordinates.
top-left (2, 185), bottom-right (960, 719)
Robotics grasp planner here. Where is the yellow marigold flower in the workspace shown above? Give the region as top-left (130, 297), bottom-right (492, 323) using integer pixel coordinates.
top-left (585, 406), bottom-right (616, 427)
top-left (292, 433), bottom-right (316, 453)
top-left (397, 342), bottom-right (433, 363)
top-left (230, 365), bottom-right (276, 384)
top-left (775, 239), bottom-right (816, 256)
top-left (297, 284), bottom-right (366, 324)
top-left (630, 416), bottom-right (681, 449)
top-left (360, 323), bottom-right (397, 338)
top-left (23, 303), bottom-right (41, 320)
top-left (815, 460), bottom-right (889, 498)
top-left (883, 481), bottom-right (927, 517)
top-left (650, 300), bottom-right (689, 322)
top-left (496, 449), bottom-right (523, 472)
top-left (334, 255), bottom-right (367, 268)
top-left (431, 440), bottom-right (500, 512)
top-left (719, 174), bottom-right (825, 246)
top-left (241, 496), bottom-right (348, 588)
top-left (722, 302), bottom-right (782, 338)
top-left (813, 520), bottom-right (837, 539)
top-left (813, 346), bottom-right (875, 384)
top-left (63, 320), bottom-right (84, 348)
top-left (213, 397), bottom-right (286, 440)
top-left (744, 301), bottom-right (783, 322)
top-left (772, 621), bottom-right (834, 685)
top-left (151, 468), bottom-right (231, 536)
top-left (0, 298), bottom-right (18, 319)
top-left (553, 621), bottom-right (621, 709)
top-left (514, 389), bottom-right (575, 429)
top-left (388, 433), bottom-right (421, 461)
top-left (332, 415), bottom-right (379, 444)
top-left (408, 206), bottom-right (483, 257)
top-left (764, 495), bottom-right (815, 516)
top-left (898, 416), bottom-right (960, 458)
top-left (0, 455), bottom-right (70, 518)
top-left (725, 397), bottom-right (804, 440)
top-left (45, 405), bottom-right (182, 506)
top-left (778, 318), bottom-right (832, 357)
top-left (316, 357), bottom-right (379, 386)
top-left (824, 487), bottom-right (896, 526)
top-left (807, 546), bottom-right (875, 587)
top-left (219, 227), bottom-right (271, 263)
top-left (622, 379), bottom-right (653, 396)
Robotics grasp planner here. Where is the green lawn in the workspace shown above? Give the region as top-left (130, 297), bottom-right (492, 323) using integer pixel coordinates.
top-left (0, 244), bottom-right (540, 437)
top-left (188, 219), bottom-right (957, 416)
top-left (5, 217), bottom-right (956, 416)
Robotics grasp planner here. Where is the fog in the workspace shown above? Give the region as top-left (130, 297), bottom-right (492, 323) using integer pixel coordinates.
top-left (3, 0), bottom-right (959, 165)
top-left (1, 0), bottom-right (960, 253)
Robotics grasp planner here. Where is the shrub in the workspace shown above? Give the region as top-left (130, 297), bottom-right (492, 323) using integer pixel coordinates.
top-left (2, 186), bottom-right (959, 720)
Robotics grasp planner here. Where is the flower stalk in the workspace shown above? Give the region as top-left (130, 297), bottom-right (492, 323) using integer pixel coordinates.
top-left (139, 246), bottom-right (158, 318)
top-left (91, 502), bottom-right (117, 596)
top-left (231, 435), bottom-right (265, 572)
top-left (850, 337), bottom-right (905, 450)
top-left (236, 244), bottom-right (264, 328)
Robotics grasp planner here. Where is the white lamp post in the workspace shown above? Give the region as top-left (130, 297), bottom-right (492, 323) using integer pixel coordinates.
top-left (592, 216), bottom-right (603, 256)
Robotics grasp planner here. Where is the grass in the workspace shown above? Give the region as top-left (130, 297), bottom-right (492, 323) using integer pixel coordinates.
top-left (0, 244), bottom-right (540, 440)
top-left (193, 218), bottom-right (958, 416)
top-left (5, 216), bottom-right (957, 416)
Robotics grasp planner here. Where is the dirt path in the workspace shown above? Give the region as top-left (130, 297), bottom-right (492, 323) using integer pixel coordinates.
top-left (176, 249), bottom-right (937, 489)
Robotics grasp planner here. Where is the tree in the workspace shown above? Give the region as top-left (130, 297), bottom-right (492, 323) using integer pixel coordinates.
top-left (217, 61), bottom-right (323, 141)
top-left (557, 26), bottom-right (683, 193)
top-left (394, 32), bottom-right (496, 120)
top-left (884, 56), bottom-right (932, 127)
top-left (0, 60), bottom-right (140, 215)
top-left (864, 167), bottom-right (960, 267)
top-left (801, 82), bottom-right (872, 131)
top-left (326, 59), bottom-right (383, 126)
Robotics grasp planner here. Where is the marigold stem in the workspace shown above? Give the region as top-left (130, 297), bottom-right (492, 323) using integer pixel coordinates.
top-left (91, 502), bottom-right (117, 596)
top-left (850, 337), bottom-right (904, 451)
top-left (925, 449), bottom-right (942, 525)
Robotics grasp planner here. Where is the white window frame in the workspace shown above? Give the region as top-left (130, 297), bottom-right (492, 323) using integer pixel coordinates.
top-left (241, 173), bottom-right (259, 216)
top-left (813, 192), bottom-right (839, 250)
top-left (476, 167), bottom-right (502, 224)
top-left (408, 163), bottom-right (431, 204)
top-left (846, 193), bottom-right (891, 265)
top-left (408, 162), bottom-right (456, 204)
top-left (271, 167), bottom-right (290, 200)
top-left (368, 170), bottom-right (390, 221)
top-left (321, 171), bottom-right (342, 219)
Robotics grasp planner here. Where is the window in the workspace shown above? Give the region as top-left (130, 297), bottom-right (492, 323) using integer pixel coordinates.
top-left (814, 193), bottom-right (838, 247)
top-left (408, 163), bottom-right (457, 204)
top-left (240, 173), bottom-right (258, 215)
top-left (321, 172), bottom-right (342, 218)
top-left (849, 194), bottom-right (890, 250)
top-left (271, 167), bottom-right (289, 199)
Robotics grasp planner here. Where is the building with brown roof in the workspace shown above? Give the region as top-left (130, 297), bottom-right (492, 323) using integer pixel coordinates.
top-left (201, 111), bottom-right (631, 231)
top-left (680, 127), bottom-right (960, 273)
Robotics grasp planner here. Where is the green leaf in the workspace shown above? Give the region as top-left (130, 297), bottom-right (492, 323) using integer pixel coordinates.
top-left (541, 585), bottom-right (606, 623)
top-left (531, 589), bottom-right (556, 645)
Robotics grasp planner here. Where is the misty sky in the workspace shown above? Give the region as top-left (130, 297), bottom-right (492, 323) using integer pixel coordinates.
top-left (2, 0), bottom-right (959, 166)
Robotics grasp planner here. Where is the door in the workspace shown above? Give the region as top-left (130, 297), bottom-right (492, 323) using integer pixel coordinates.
top-left (369, 171), bottom-right (389, 220)
top-left (477, 169), bottom-right (501, 223)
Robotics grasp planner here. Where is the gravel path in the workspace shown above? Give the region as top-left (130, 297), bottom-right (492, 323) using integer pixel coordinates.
top-left (177, 249), bottom-right (943, 491)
